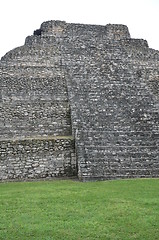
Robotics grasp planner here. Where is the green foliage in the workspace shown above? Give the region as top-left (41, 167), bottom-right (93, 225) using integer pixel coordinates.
top-left (0, 179), bottom-right (159, 240)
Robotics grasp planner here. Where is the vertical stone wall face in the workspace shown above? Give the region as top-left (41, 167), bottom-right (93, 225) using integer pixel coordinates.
top-left (0, 66), bottom-right (71, 139)
top-left (0, 20), bottom-right (159, 181)
top-left (0, 20), bottom-right (75, 180)
top-left (0, 137), bottom-right (76, 180)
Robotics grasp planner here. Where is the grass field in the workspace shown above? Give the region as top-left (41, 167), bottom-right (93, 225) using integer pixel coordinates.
top-left (0, 179), bottom-right (159, 240)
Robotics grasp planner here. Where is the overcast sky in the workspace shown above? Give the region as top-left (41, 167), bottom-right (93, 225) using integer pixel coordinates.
top-left (0, 0), bottom-right (159, 58)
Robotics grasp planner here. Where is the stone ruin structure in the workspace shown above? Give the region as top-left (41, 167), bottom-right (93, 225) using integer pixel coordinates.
top-left (0, 20), bottom-right (159, 181)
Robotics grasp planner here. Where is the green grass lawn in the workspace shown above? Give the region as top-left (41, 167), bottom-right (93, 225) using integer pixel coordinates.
top-left (0, 179), bottom-right (159, 240)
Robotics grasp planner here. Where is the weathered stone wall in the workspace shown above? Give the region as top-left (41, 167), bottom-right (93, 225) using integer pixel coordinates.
top-left (0, 20), bottom-right (75, 180)
top-left (0, 20), bottom-right (159, 181)
top-left (0, 66), bottom-right (71, 139)
top-left (62, 21), bottom-right (159, 181)
top-left (0, 137), bottom-right (76, 180)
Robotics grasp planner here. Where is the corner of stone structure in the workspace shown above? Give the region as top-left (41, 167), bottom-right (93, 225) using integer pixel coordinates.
top-left (106, 24), bottom-right (131, 40)
top-left (40, 20), bottom-right (67, 36)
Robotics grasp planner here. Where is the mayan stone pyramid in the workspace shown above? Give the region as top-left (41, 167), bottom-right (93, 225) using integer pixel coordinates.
top-left (0, 20), bottom-right (159, 181)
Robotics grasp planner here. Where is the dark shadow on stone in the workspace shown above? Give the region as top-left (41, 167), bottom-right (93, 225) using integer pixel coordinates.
top-left (34, 29), bottom-right (42, 36)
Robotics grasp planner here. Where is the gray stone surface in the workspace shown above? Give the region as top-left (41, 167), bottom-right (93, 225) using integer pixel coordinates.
top-left (0, 20), bottom-right (159, 181)
top-left (0, 137), bottom-right (76, 180)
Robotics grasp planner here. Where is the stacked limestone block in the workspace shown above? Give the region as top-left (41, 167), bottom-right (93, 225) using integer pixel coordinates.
top-left (63, 23), bottom-right (159, 180)
top-left (0, 21), bottom-right (76, 180)
top-left (0, 20), bottom-right (159, 181)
